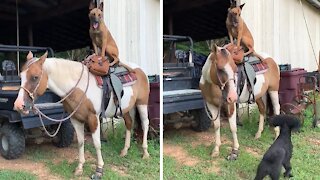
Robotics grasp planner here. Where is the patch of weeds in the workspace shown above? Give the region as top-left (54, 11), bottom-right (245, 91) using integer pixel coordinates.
top-left (0, 170), bottom-right (37, 180)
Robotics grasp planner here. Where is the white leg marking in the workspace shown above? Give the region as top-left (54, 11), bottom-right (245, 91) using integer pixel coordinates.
top-left (207, 103), bottom-right (221, 157)
top-left (120, 129), bottom-right (131, 157)
top-left (91, 115), bottom-right (104, 168)
top-left (228, 103), bottom-right (239, 150)
top-left (255, 114), bottom-right (265, 139)
top-left (70, 119), bottom-right (85, 176)
top-left (269, 91), bottom-right (280, 138)
top-left (137, 105), bottom-right (150, 159)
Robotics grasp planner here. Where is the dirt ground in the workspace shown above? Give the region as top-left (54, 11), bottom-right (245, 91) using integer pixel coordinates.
top-left (0, 135), bottom-right (95, 179)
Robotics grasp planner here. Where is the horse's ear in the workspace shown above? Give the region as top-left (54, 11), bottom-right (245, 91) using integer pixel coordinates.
top-left (99, 2), bottom-right (104, 11)
top-left (38, 51), bottom-right (48, 66)
top-left (212, 44), bottom-right (218, 53)
top-left (239, 3), bottom-right (245, 10)
top-left (27, 51), bottom-right (33, 61)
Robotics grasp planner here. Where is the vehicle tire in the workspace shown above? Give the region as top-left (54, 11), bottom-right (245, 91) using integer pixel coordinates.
top-left (0, 123), bottom-right (25, 159)
top-left (191, 108), bottom-right (212, 132)
top-left (53, 120), bottom-right (74, 148)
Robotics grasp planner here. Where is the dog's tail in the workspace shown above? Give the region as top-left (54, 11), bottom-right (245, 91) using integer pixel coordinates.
top-left (270, 114), bottom-right (301, 130)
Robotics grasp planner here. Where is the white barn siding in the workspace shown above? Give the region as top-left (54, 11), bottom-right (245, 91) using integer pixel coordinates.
top-left (241, 0), bottom-right (320, 71)
top-left (104, 0), bottom-right (160, 75)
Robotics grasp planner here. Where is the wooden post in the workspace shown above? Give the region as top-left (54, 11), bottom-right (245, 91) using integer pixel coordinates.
top-left (318, 50), bottom-right (320, 73)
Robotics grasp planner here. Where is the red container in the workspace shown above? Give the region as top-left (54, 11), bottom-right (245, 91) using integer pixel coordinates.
top-left (148, 82), bottom-right (160, 130)
top-left (279, 89), bottom-right (296, 105)
top-left (279, 68), bottom-right (306, 91)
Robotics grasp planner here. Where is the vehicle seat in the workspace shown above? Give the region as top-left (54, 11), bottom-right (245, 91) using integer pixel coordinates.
top-left (2, 60), bottom-right (17, 81)
top-left (175, 50), bottom-right (188, 63)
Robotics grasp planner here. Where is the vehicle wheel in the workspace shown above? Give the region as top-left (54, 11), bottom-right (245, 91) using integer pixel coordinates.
top-left (191, 108), bottom-right (212, 132)
top-left (0, 123), bottom-right (25, 159)
top-left (53, 120), bottom-right (74, 148)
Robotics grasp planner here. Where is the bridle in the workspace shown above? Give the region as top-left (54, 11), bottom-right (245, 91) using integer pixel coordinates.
top-left (205, 50), bottom-right (236, 121)
top-left (19, 57), bottom-right (89, 137)
top-left (20, 57), bottom-right (44, 103)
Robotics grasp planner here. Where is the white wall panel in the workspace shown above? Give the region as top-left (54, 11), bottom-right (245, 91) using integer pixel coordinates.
top-left (242, 0), bottom-right (320, 71)
top-left (104, 0), bottom-right (160, 75)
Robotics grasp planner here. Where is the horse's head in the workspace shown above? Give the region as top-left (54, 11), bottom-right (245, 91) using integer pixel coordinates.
top-left (14, 51), bottom-right (49, 114)
top-left (210, 44), bottom-right (238, 103)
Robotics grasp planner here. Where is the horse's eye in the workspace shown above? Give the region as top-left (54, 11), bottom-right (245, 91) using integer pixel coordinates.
top-left (32, 76), bottom-right (39, 81)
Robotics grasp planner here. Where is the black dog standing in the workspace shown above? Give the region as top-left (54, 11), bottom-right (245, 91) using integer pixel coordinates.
top-left (255, 115), bottom-right (300, 180)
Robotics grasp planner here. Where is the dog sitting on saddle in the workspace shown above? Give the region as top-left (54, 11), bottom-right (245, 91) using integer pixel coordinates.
top-left (89, 1), bottom-right (133, 71)
top-left (226, 1), bottom-right (263, 61)
top-left (255, 115), bottom-right (300, 180)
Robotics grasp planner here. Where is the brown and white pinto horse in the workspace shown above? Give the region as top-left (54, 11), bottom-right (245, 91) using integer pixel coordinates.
top-left (227, 44), bottom-right (281, 139)
top-left (199, 45), bottom-right (239, 159)
top-left (14, 52), bottom-right (150, 177)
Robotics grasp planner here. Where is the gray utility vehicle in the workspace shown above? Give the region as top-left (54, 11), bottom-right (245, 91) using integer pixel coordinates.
top-left (163, 35), bottom-right (211, 131)
top-left (0, 45), bottom-right (74, 159)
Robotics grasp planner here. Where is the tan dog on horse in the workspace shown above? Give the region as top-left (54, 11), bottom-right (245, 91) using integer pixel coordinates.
top-left (89, 2), bottom-right (119, 67)
top-left (226, 2), bottom-right (263, 60)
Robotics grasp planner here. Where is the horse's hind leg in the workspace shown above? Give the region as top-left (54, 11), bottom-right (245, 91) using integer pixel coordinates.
top-left (90, 114), bottom-right (104, 177)
top-left (268, 90), bottom-right (280, 138)
top-left (70, 118), bottom-right (85, 176)
top-left (137, 104), bottom-right (150, 159)
top-left (255, 98), bottom-right (266, 139)
top-left (120, 112), bottom-right (133, 157)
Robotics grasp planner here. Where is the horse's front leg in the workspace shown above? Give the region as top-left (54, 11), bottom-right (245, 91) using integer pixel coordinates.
top-left (207, 103), bottom-right (221, 157)
top-left (227, 103), bottom-right (239, 160)
top-left (90, 114), bottom-right (104, 178)
top-left (70, 119), bottom-right (85, 176)
top-left (137, 105), bottom-right (150, 159)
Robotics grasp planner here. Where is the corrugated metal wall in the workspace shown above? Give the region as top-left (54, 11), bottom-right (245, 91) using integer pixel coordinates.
top-left (104, 0), bottom-right (160, 75)
top-left (241, 0), bottom-right (320, 71)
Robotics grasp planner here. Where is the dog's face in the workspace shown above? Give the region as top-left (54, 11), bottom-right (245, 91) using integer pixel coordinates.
top-left (227, 3), bottom-right (245, 27)
top-left (89, 3), bottom-right (104, 29)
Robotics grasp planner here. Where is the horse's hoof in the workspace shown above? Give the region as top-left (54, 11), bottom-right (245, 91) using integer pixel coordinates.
top-left (120, 149), bottom-right (128, 157)
top-left (227, 149), bottom-right (239, 161)
top-left (211, 151), bottom-right (219, 158)
top-left (91, 173), bottom-right (102, 180)
top-left (142, 152), bottom-right (150, 159)
top-left (91, 167), bottom-right (103, 180)
top-left (74, 167), bottom-right (83, 176)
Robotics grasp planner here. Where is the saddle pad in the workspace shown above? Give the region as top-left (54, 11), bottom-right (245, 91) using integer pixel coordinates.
top-left (95, 72), bottom-right (137, 88)
top-left (250, 61), bottom-right (268, 75)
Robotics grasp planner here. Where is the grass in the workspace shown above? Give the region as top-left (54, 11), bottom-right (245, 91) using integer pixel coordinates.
top-left (164, 107), bottom-right (320, 179)
top-left (0, 170), bottom-right (37, 180)
top-left (61, 123), bottom-right (159, 179)
top-left (22, 122), bottom-right (160, 179)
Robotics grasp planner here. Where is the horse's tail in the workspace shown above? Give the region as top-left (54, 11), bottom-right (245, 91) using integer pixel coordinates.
top-left (134, 107), bottom-right (143, 142)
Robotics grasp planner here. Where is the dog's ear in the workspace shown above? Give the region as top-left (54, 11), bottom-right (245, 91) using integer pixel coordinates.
top-left (98, 2), bottom-right (104, 11)
top-left (229, 0), bottom-right (236, 8)
top-left (89, 0), bottom-right (96, 11)
top-left (239, 3), bottom-right (245, 10)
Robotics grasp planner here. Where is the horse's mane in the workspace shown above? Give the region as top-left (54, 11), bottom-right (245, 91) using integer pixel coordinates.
top-left (43, 58), bottom-right (85, 79)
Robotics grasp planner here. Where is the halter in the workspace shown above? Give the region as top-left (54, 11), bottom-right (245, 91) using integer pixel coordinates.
top-left (19, 58), bottom-right (89, 137)
top-left (20, 57), bottom-right (43, 102)
top-left (205, 59), bottom-right (236, 121)
top-left (215, 62), bottom-right (236, 91)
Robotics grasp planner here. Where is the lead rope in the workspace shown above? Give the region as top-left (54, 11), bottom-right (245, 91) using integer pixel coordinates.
top-left (34, 66), bottom-right (90, 137)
